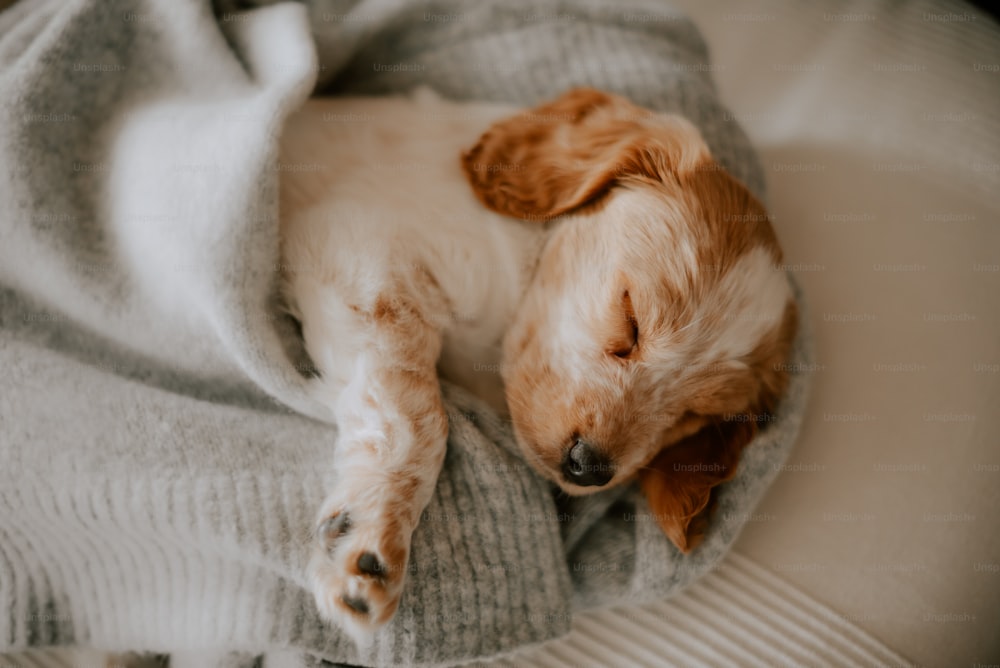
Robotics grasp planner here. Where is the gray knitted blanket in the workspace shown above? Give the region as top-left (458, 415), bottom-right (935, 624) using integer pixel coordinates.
top-left (0, 0), bottom-right (811, 665)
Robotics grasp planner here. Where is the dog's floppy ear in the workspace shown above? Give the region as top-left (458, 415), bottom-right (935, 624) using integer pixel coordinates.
top-left (637, 417), bottom-right (756, 554)
top-left (640, 292), bottom-right (798, 553)
top-left (461, 88), bottom-right (709, 221)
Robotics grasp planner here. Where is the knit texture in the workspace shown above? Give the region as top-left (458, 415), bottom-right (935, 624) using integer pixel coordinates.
top-left (0, 0), bottom-right (812, 665)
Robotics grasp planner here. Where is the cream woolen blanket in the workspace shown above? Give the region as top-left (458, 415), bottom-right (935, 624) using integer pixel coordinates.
top-left (0, 0), bottom-right (811, 665)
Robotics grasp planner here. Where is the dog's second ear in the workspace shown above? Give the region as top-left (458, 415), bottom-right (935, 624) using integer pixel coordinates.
top-left (637, 418), bottom-right (757, 554)
top-left (461, 88), bottom-right (709, 221)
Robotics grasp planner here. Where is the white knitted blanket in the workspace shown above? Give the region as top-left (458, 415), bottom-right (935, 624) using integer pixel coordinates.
top-left (0, 0), bottom-right (811, 665)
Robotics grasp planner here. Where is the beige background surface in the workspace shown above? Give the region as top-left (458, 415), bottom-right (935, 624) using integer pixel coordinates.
top-left (674, 0), bottom-right (1000, 664)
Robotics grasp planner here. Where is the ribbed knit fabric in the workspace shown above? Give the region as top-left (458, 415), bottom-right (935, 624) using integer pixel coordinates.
top-left (0, 0), bottom-right (812, 665)
top-left (0, 550), bottom-right (913, 667)
top-left (470, 552), bottom-right (913, 668)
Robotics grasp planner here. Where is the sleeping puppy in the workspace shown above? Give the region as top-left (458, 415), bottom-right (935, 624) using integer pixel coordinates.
top-left (278, 88), bottom-right (797, 639)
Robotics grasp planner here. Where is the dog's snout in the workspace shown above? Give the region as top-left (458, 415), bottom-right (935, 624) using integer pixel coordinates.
top-left (561, 439), bottom-right (614, 487)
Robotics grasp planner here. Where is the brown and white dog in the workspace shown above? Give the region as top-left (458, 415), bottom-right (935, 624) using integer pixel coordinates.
top-left (278, 88), bottom-right (797, 640)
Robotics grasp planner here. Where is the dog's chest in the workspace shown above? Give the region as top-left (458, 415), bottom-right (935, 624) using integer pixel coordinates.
top-left (433, 220), bottom-right (543, 416)
top-left (410, 183), bottom-right (544, 416)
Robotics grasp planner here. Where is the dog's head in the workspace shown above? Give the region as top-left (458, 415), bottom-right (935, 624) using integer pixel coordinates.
top-left (462, 89), bottom-right (797, 553)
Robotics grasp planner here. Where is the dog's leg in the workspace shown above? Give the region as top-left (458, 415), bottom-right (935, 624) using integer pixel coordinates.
top-left (294, 278), bottom-right (448, 641)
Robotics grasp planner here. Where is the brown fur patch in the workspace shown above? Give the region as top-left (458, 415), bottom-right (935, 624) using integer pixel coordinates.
top-left (679, 163), bottom-right (782, 277)
top-left (373, 295), bottom-right (400, 323)
top-left (462, 88), bottom-right (709, 222)
top-left (638, 417), bottom-right (753, 553)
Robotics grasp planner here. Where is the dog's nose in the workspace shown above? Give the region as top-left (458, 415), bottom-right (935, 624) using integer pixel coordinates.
top-left (561, 439), bottom-right (614, 487)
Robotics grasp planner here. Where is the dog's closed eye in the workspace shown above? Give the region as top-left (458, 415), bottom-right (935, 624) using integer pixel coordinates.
top-left (610, 289), bottom-right (638, 359)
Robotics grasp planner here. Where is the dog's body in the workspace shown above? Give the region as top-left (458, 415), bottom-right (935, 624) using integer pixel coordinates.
top-left (279, 88), bottom-right (796, 640)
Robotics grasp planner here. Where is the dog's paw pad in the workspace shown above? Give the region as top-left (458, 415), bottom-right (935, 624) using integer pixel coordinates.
top-left (356, 551), bottom-right (386, 578)
top-left (318, 512), bottom-right (351, 550)
top-left (308, 506), bottom-right (411, 634)
top-left (341, 594), bottom-right (370, 615)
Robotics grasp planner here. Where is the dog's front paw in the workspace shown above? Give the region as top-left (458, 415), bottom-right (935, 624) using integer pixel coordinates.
top-left (307, 504), bottom-right (412, 642)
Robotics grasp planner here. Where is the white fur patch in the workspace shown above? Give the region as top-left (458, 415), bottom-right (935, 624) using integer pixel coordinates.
top-left (695, 245), bottom-right (790, 364)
